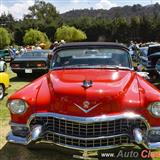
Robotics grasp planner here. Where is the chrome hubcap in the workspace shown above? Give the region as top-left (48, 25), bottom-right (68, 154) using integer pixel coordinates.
top-left (0, 85), bottom-right (4, 99)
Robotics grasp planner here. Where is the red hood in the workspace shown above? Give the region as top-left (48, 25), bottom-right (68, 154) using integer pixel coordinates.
top-left (43, 69), bottom-right (140, 116)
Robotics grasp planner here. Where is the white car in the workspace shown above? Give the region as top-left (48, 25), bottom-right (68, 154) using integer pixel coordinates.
top-left (0, 59), bottom-right (7, 72)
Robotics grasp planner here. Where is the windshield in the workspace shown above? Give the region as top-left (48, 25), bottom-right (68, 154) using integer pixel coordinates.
top-left (20, 51), bottom-right (49, 58)
top-left (52, 48), bottom-right (131, 69)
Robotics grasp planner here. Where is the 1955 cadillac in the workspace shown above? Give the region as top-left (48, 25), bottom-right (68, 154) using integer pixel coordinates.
top-left (7, 42), bottom-right (160, 159)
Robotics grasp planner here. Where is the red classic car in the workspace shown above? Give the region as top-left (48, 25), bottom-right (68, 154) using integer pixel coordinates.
top-left (7, 42), bottom-right (160, 159)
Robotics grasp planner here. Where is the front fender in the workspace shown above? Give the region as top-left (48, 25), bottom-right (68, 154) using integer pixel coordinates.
top-left (0, 72), bottom-right (9, 88)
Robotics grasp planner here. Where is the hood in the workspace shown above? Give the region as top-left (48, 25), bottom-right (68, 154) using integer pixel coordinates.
top-left (40, 69), bottom-right (140, 116)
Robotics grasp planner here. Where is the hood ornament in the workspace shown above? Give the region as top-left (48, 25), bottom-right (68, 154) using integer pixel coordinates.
top-left (82, 80), bottom-right (93, 89)
top-left (74, 101), bottom-right (101, 113)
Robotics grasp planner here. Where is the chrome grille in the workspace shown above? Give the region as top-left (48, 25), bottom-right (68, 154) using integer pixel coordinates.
top-left (44, 133), bottom-right (130, 148)
top-left (30, 116), bottom-right (147, 138)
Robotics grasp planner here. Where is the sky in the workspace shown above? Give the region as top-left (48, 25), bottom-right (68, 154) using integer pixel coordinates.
top-left (0, 0), bottom-right (160, 19)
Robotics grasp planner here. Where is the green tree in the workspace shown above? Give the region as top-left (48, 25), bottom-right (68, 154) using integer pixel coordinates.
top-left (23, 0), bottom-right (61, 41)
top-left (130, 16), bottom-right (140, 41)
top-left (0, 27), bottom-right (11, 49)
top-left (23, 29), bottom-right (50, 46)
top-left (55, 25), bottom-right (87, 42)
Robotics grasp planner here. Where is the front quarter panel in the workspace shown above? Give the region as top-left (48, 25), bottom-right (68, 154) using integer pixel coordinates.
top-left (9, 75), bottom-right (47, 123)
top-left (137, 74), bottom-right (160, 126)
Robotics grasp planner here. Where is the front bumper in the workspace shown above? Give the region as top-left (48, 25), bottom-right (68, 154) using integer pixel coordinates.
top-left (7, 112), bottom-right (160, 151)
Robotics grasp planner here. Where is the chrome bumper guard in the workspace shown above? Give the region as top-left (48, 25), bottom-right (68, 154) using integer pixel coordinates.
top-left (7, 112), bottom-right (160, 151)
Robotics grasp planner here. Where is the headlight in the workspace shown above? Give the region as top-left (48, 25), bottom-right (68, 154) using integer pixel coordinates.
top-left (7, 99), bottom-right (28, 115)
top-left (148, 102), bottom-right (160, 117)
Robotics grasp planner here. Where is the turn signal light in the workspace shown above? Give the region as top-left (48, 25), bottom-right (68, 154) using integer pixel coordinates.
top-left (36, 63), bottom-right (45, 67)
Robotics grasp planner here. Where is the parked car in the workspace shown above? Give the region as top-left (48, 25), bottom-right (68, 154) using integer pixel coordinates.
top-left (0, 63), bottom-right (9, 99)
top-left (0, 49), bottom-right (11, 62)
top-left (7, 42), bottom-right (160, 159)
top-left (0, 58), bottom-right (7, 72)
top-left (139, 44), bottom-right (160, 80)
top-left (10, 50), bottom-right (52, 78)
top-left (156, 59), bottom-right (160, 75)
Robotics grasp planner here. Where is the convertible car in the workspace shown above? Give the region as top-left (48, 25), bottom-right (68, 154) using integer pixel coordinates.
top-left (7, 42), bottom-right (160, 159)
top-left (10, 50), bottom-right (52, 78)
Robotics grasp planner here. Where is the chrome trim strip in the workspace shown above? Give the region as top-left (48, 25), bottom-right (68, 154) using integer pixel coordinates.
top-left (9, 122), bottom-right (27, 127)
top-left (10, 130), bottom-right (160, 151)
top-left (27, 112), bottom-right (150, 128)
top-left (6, 132), bottom-right (134, 151)
top-left (74, 103), bottom-right (101, 113)
top-left (148, 142), bottom-right (160, 150)
top-left (40, 140), bottom-right (134, 151)
top-left (146, 127), bottom-right (160, 135)
top-left (46, 131), bottom-right (129, 141)
top-left (149, 127), bottom-right (160, 130)
top-left (11, 68), bottom-right (48, 70)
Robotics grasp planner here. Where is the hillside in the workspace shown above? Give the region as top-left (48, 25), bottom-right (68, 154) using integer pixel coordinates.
top-left (61, 3), bottom-right (160, 21)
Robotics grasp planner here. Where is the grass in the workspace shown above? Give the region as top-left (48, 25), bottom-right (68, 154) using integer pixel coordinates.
top-left (0, 68), bottom-right (29, 148)
top-left (0, 66), bottom-right (160, 160)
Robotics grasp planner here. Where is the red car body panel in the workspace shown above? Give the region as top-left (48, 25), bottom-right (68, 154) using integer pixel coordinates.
top-left (9, 69), bottom-right (160, 126)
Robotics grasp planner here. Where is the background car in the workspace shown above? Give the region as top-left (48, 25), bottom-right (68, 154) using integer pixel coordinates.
top-left (0, 66), bottom-right (9, 100)
top-left (0, 49), bottom-right (11, 62)
top-left (10, 50), bottom-right (52, 78)
top-left (139, 44), bottom-right (160, 80)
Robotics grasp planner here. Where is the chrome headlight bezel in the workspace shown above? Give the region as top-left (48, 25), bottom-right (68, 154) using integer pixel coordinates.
top-left (7, 99), bottom-right (28, 115)
top-left (148, 102), bottom-right (160, 117)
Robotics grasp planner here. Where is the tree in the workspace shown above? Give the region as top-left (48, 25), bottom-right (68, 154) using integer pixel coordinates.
top-left (0, 27), bottom-right (11, 49)
top-left (24, 0), bottom-right (60, 23)
top-left (23, 29), bottom-right (50, 46)
top-left (130, 16), bottom-right (140, 41)
top-left (55, 25), bottom-right (87, 42)
top-left (23, 0), bottom-right (61, 41)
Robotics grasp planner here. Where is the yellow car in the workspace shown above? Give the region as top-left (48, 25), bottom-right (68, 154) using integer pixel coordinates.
top-left (0, 72), bottom-right (9, 99)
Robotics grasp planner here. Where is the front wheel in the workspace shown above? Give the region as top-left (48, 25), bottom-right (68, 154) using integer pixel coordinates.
top-left (0, 84), bottom-right (4, 100)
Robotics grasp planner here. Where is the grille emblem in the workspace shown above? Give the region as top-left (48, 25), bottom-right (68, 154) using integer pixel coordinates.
top-left (74, 101), bottom-right (101, 113)
top-left (83, 101), bottom-right (90, 109)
